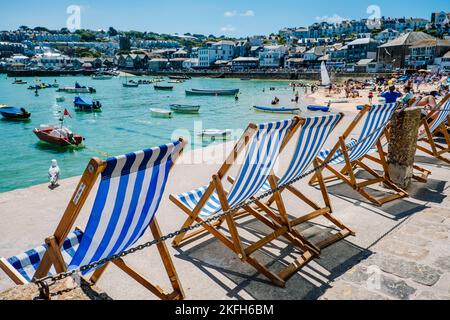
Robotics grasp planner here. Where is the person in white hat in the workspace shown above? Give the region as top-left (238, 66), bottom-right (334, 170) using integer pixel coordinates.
top-left (48, 159), bottom-right (60, 188)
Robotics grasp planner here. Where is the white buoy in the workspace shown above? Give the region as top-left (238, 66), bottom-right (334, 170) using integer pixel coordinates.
top-left (48, 159), bottom-right (60, 188)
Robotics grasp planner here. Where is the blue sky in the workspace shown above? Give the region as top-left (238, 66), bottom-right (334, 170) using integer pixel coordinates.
top-left (1, 0), bottom-right (449, 37)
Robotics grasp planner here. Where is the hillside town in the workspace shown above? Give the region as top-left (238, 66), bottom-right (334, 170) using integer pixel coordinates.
top-left (1, 11), bottom-right (449, 75)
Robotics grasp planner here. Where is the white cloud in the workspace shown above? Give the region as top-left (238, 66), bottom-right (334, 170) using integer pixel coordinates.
top-left (224, 11), bottom-right (237, 17)
top-left (220, 25), bottom-right (237, 32)
top-left (315, 14), bottom-right (348, 24)
top-left (241, 10), bottom-right (255, 17)
top-left (224, 10), bottom-right (255, 18)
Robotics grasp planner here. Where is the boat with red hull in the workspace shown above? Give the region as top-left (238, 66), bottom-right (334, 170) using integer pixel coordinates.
top-left (33, 126), bottom-right (84, 147)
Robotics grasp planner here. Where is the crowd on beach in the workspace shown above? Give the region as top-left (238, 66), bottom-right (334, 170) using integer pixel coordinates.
top-left (319, 73), bottom-right (450, 120)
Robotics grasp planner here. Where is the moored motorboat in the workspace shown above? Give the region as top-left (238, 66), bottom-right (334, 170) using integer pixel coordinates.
top-left (58, 83), bottom-right (96, 94)
top-left (0, 106), bottom-right (31, 120)
top-left (13, 79), bottom-right (27, 84)
top-left (33, 125), bottom-right (84, 147)
top-left (150, 108), bottom-right (172, 118)
top-left (170, 104), bottom-right (200, 113)
top-left (74, 96), bottom-right (102, 112)
top-left (199, 129), bottom-right (232, 140)
top-left (253, 105), bottom-right (300, 114)
top-left (168, 75), bottom-right (190, 80)
top-left (154, 85), bottom-right (174, 91)
top-left (186, 88), bottom-right (239, 96)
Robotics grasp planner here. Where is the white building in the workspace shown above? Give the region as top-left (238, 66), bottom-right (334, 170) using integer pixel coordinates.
top-left (434, 50), bottom-right (450, 71)
top-left (259, 45), bottom-right (287, 68)
top-left (198, 41), bottom-right (236, 68)
top-left (34, 51), bottom-right (73, 69)
top-left (198, 47), bottom-right (218, 68)
top-left (375, 29), bottom-right (400, 43)
top-left (182, 58), bottom-right (199, 69)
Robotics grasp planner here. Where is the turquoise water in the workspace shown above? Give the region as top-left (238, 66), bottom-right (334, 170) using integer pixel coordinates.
top-left (0, 75), bottom-right (310, 193)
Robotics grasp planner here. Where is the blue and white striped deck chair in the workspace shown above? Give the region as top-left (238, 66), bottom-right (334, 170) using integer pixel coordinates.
top-left (248, 113), bottom-right (355, 255)
top-left (310, 103), bottom-right (408, 206)
top-left (0, 140), bottom-right (186, 300)
top-left (417, 94), bottom-right (450, 164)
top-left (170, 119), bottom-right (310, 287)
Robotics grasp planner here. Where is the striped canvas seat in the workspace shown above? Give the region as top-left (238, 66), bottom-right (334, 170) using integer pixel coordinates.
top-left (260, 113), bottom-right (343, 192)
top-left (318, 103), bottom-right (398, 165)
top-left (2, 141), bottom-right (184, 284)
top-left (175, 120), bottom-right (293, 218)
top-left (427, 99), bottom-right (450, 136)
top-left (4, 231), bottom-right (83, 283)
top-left (69, 141), bottom-right (183, 271)
top-left (415, 95), bottom-right (450, 167)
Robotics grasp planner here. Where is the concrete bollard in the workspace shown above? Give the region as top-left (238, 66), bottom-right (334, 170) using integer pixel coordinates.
top-left (387, 106), bottom-right (422, 189)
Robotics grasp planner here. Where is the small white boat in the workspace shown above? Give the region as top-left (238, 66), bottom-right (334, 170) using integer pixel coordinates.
top-left (56, 96), bottom-right (65, 103)
top-left (170, 104), bottom-right (200, 113)
top-left (123, 82), bottom-right (139, 88)
top-left (253, 105), bottom-right (300, 114)
top-left (150, 108), bottom-right (172, 118)
top-left (93, 75), bottom-right (113, 80)
top-left (199, 129), bottom-right (232, 140)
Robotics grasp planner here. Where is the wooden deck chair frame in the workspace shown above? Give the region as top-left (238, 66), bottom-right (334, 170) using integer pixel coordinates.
top-left (170, 119), bottom-right (317, 288)
top-left (416, 94), bottom-right (450, 165)
top-left (0, 140), bottom-right (186, 301)
top-left (357, 99), bottom-right (432, 183)
top-left (244, 113), bottom-right (355, 259)
top-left (309, 105), bottom-right (408, 207)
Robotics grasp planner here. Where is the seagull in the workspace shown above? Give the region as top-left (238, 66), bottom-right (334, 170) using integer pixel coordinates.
top-left (48, 159), bottom-right (60, 188)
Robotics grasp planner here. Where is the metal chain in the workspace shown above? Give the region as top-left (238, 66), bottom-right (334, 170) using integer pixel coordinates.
top-left (30, 106), bottom-right (435, 299)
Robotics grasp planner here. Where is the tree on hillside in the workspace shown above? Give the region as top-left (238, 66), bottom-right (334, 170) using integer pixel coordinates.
top-left (34, 26), bottom-right (50, 32)
top-left (75, 30), bottom-right (97, 42)
top-left (108, 27), bottom-right (118, 37)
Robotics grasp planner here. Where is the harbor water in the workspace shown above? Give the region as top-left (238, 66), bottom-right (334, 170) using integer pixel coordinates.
top-left (0, 75), bottom-right (312, 193)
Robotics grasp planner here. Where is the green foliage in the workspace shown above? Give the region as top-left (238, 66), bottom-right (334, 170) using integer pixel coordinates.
top-left (108, 27), bottom-right (118, 37)
top-left (75, 30), bottom-right (97, 42)
top-left (74, 47), bottom-right (101, 58)
top-left (33, 26), bottom-right (50, 32)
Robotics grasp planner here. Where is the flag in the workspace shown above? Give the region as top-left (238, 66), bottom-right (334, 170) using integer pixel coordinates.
top-left (64, 109), bottom-right (72, 118)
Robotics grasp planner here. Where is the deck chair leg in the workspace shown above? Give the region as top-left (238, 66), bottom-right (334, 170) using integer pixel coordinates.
top-left (313, 159), bottom-right (333, 210)
top-left (45, 236), bottom-right (68, 275)
top-left (90, 262), bottom-right (110, 285)
top-left (112, 258), bottom-right (170, 300)
top-left (171, 184), bottom-right (217, 247)
top-left (268, 176), bottom-right (291, 230)
top-left (213, 174), bottom-right (247, 261)
top-left (0, 258), bottom-right (28, 285)
top-left (150, 218), bottom-right (185, 300)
